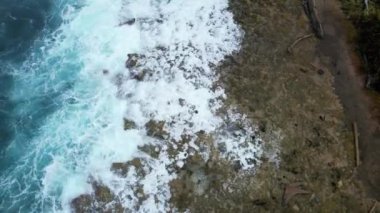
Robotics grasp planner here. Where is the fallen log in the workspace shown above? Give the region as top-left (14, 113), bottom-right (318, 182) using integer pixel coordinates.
top-left (303, 0), bottom-right (324, 39)
top-left (353, 122), bottom-right (360, 167)
top-left (287, 33), bottom-right (314, 53)
top-left (369, 200), bottom-right (378, 213)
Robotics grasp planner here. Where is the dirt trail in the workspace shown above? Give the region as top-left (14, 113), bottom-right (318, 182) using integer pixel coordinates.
top-left (315, 0), bottom-right (380, 199)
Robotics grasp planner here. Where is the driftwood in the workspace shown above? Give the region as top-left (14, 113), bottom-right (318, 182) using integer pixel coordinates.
top-left (303, 0), bottom-right (324, 39)
top-left (369, 200), bottom-right (378, 213)
top-left (287, 34), bottom-right (314, 53)
top-left (282, 182), bottom-right (310, 205)
top-left (353, 122), bottom-right (360, 167)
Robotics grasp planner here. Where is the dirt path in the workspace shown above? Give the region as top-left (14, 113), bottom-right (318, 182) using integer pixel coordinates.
top-left (315, 0), bottom-right (380, 200)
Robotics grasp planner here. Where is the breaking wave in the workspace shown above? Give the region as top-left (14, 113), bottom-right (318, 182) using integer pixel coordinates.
top-left (0, 0), bottom-right (263, 212)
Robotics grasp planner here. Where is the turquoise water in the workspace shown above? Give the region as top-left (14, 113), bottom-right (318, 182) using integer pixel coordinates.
top-left (0, 0), bottom-right (86, 211)
top-left (0, 0), bottom-right (149, 211)
top-left (0, 0), bottom-right (54, 153)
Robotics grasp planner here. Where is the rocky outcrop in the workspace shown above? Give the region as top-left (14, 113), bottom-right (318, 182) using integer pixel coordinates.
top-left (71, 182), bottom-right (124, 213)
top-left (145, 120), bottom-right (169, 140)
top-left (111, 158), bottom-right (146, 177)
top-left (123, 118), bottom-right (137, 130)
top-left (125, 53), bottom-right (142, 69)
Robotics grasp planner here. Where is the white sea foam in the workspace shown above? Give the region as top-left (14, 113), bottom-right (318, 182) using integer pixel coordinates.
top-left (0, 0), bottom-right (264, 212)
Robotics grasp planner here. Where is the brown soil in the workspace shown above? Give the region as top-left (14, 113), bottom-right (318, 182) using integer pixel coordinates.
top-left (315, 0), bottom-right (380, 200)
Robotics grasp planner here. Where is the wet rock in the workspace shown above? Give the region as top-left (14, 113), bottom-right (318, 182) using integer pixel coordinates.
top-left (123, 118), bottom-right (137, 130)
top-left (166, 135), bottom-right (192, 160)
top-left (71, 194), bottom-right (93, 212)
top-left (138, 144), bottom-right (160, 158)
top-left (120, 18), bottom-right (136, 26)
top-left (179, 98), bottom-right (186, 106)
top-left (169, 154), bottom-right (212, 211)
top-left (131, 69), bottom-right (148, 81)
top-left (246, 158), bottom-right (257, 166)
top-left (233, 160), bottom-right (243, 172)
top-left (155, 45), bottom-right (167, 51)
top-left (145, 120), bottom-right (169, 140)
top-left (125, 54), bottom-right (144, 69)
top-left (169, 178), bottom-right (193, 210)
top-left (111, 158), bottom-right (145, 177)
top-left (134, 185), bottom-right (148, 209)
top-left (186, 153), bottom-right (207, 170)
top-left (217, 142), bottom-right (227, 153)
top-left (71, 182), bottom-right (124, 213)
top-left (113, 73), bottom-right (127, 87)
top-left (93, 182), bottom-right (113, 204)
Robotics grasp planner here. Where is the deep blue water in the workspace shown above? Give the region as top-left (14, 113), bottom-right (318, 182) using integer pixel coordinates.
top-left (0, 0), bottom-right (111, 210)
top-left (0, 0), bottom-right (54, 150)
top-left (0, 0), bottom-right (49, 58)
top-left (0, 0), bottom-right (67, 211)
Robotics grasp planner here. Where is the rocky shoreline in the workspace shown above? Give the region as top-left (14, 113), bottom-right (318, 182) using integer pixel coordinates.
top-left (71, 0), bottom-right (379, 212)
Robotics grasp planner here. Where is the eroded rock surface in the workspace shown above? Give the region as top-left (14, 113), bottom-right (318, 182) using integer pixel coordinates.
top-left (70, 0), bottom-right (379, 212)
top-left (71, 182), bottom-right (124, 213)
top-left (145, 120), bottom-right (169, 140)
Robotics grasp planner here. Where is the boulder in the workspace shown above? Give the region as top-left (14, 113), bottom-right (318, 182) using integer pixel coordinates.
top-left (123, 118), bottom-right (137, 130)
top-left (111, 158), bottom-right (145, 177)
top-left (145, 120), bottom-right (169, 140)
top-left (125, 53), bottom-right (144, 68)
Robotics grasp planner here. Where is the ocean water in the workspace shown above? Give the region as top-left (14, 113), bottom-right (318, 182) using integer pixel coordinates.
top-left (0, 0), bottom-right (263, 212)
top-left (0, 0), bottom-right (53, 155)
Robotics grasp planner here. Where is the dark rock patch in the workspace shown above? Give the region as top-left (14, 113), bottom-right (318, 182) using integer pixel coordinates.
top-left (145, 120), bottom-right (169, 140)
top-left (123, 118), bottom-right (137, 130)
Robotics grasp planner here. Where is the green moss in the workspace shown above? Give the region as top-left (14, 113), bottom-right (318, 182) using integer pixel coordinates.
top-left (341, 0), bottom-right (380, 91)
